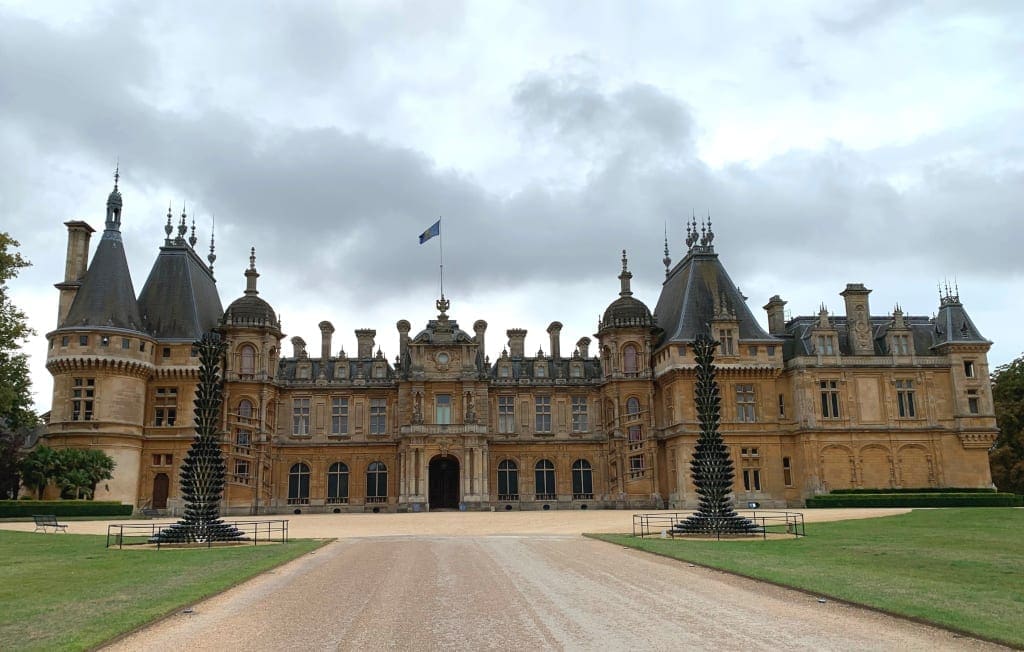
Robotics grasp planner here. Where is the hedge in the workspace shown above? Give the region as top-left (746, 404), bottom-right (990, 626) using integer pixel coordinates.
top-left (805, 493), bottom-right (1023, 508)
top-left (0, 500), bottom-right (133, 518)
top-left (825, 487), bottom-right (997, 495)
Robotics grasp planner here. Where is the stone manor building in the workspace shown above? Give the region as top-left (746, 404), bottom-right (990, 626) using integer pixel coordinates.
top-left (38, 176), bottom-right (999, 513)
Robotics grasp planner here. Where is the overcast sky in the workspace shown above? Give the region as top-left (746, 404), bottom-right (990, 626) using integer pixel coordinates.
top-left (2, 1), bottom-right (1021, 411)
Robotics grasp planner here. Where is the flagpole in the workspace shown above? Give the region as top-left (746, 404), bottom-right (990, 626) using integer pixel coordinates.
top-left (438, 217), bottom-right (444, 298)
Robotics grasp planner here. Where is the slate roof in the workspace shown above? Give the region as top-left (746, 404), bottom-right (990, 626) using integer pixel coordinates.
top-left (137, 243), bottom-right (223, 340)
top-left (781, 298), bottom-right (989, 360)
top-left (654, 246), bottom-right (775, 346)
top-left (60, 226), bottom-right (143, 332)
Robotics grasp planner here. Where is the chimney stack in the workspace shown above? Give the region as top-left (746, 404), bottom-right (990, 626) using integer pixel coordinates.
top-left (55, 221), bottom-right (95, 326)
top-left (319, 321), bottom-right (334, 360)
top-left (763, 295), bottom-right (787, 336)
top-left (396, 320), bottom-right (411, 360)
top-left (355, 329), bottom-right (376, 359)
top-left (840, 283), bottom-right (873, 355)
top-left (576, 337), bottom-right (591, 358)
top-left (506, 329), bottom-right (527, 358)
top-left (291, 336), bottom-right (307, 358)
top-left (547, 321), bottom-right (563, 359)
top-left (474, 319), bottom-right (488, 357)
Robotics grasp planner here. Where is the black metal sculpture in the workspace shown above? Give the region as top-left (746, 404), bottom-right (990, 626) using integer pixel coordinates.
top-left (673, 333), bottom-right (759, 536)
top-left (151, 332), bottom-right (247, 544)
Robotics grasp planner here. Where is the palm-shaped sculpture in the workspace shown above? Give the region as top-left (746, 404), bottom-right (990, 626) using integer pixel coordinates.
top-left (152, 332), bottom-right (247, 544)
top-left (673, 333), bottom-right (759, 536)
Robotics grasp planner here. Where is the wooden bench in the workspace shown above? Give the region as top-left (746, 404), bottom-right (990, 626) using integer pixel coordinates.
top-left (33, 514), bottom-right (68, 533)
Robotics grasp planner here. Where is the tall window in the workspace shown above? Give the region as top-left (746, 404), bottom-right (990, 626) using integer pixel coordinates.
top-left (778, 394), bottom-right (786, 418)
top-left (71, 378), bottom-right (95, 421)
top-left (626, 397), bottom-right (640, 417)
top-left (535, 396), bottom-right (551, 433)
top-left (236, 399), bottom-right (253, 447)
top-left (820, 380), bottom-right (840, 419)
top-left (331, 397), bottom-right (349, 435)
top-left (435, 394), bottom-right (452, 425)
top-left (288, 463), bottom-right (310, 505)
top-left (327, 462), bottom-right (349, 504)
top-left (240, 344), bottom-right (256, 376)
top-left (622, 344), bottom-right (638, 373)
top-left (963, 360), bottom-right (975, 378)
top-left (497, 460), bottom-right (519, 500)
top-left (741, 447), bottom-right (761, 492)
top-left (629, 454), bottom-right (645, 478)
top-left (571, 459), bottom-right (593, 499)
top-left (571, 397), bottom-right (588, 432)
top-left (292, 398), bottom-right (310, 435)
top-left (233, 459), bottom-right (250, 484)
top-left (816, 335), bottom-right (835, 355)
top-left (782, 457), bottom-right (793, 487)
top-left (366, 461), bottom-right (388, 503)
top-left (498, 396), bottom-right (515, 434)
top-left (719, 329), bottom-right (735, 355)
top-left (154, 387), bottom-right (177, 426)
top-left (967, 389), bottom-right (980, 414)
top-left (895, 380), bottom-right (916, 418)
top-left (370, 398), bottom-right (387, 434)
top-left (534, 459), bottom-right (555, 499)
top-left (736, 384), bottom-right (755, 422)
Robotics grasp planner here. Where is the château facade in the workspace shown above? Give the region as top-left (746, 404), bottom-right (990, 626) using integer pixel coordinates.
top-left (39, 176), bottom-right (999, 513)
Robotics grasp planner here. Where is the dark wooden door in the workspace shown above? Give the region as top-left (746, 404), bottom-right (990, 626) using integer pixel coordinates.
top-left (152, 473), bottom-right (169, 509)
top-left (428, 456), bottom-right (460, 509)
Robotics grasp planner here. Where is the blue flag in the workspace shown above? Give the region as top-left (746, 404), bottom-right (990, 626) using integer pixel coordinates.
top-left (419, 219), bottom-right (440, 244)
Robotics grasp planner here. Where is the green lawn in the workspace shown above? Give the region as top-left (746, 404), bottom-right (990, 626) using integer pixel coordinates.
top-left (590, 508), bottom-right (1024, 647)
top-left (0, 530), bottom-right (327, 651)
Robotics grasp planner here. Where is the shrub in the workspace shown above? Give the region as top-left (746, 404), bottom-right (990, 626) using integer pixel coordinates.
top-left (805, 493), bottom-right (1022, 508)
top-left (0, 500), bottom-right (132, 517)
top-left (826, 487), bottom-right (997, 494)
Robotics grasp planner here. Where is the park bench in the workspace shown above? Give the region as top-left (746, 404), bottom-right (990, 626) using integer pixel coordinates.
top-left (33, 514), bottom-right (68, 533)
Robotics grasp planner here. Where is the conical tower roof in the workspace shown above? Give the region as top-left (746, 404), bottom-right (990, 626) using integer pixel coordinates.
top-left (61, 174), bottom-right (143, 331)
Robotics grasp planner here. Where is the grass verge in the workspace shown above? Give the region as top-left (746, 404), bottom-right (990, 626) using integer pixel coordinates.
top-left (589, 508), bottom-right (1024, 648)
top-left (0, 530), bottom-right (328, 651)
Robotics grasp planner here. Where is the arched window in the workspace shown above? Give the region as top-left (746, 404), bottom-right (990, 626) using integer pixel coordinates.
top-left (288, 463), bottom-right (310, 505)
top-left (572, 459), bottom-right (593, 499)
top-left (498, 460), bottom-right (519, 500)
top-left (623, 344), bottom-right (638, 373)
top-left (626, 397), bottom-right (640, 417)
top-left (240, 344), bottom-right (256, 376)
top-left (534, 459), bottom-right (555, 500)
top-left (366, 461), bottom-right (388, 503)
top-left (327, 462), bottom-right (349, 504)
top-left (236, 399), bottom-right (252, 447)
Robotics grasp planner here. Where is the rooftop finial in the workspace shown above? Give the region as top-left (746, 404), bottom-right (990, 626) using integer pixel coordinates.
top-left (113, 162), bottom-right (119, 191)
top-left (705, 212), bottom-right (714, 246)
top-left (244, 246), bottom-right (259, 296)
top-left (663, 222), bottom-right (672, 276)
top-left (189, 216), bottom-right (198, 247)
top-left (177, 202), bottom-right (188, 240)
top-left (164, 202), bottom-right (173, 242)
top-left (104, 163), bottom-right (124, 234)
top-left (207, 215), bottom-right (216, 270)
top-left (618, 249), bottom-right (633, 297)
top-left (700, 221), bottom-right (708, 247)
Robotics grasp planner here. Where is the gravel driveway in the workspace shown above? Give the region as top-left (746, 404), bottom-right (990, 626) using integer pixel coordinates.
top-left (104, 532), bottom-right (1005, 651)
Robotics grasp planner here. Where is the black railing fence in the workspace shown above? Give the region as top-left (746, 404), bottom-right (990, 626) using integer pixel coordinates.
top-left (106, 519), bottom-right (289, 549)
top-left (632, 511), bottom-right (805, 540)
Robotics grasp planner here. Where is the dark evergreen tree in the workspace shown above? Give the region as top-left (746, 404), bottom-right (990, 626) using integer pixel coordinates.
top-left (152, 332), bottom-right (246, 543)
top-left (673, 333), bottom-right (759, 536)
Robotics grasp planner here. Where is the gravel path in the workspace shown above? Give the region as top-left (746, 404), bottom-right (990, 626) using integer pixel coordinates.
top-left (104, 533), bottom-right (1005, 651)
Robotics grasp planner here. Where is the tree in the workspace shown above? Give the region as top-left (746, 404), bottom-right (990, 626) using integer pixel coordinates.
top-left (19, 445), bottom-right (63, 500)
top-left (990, 354), bottom-right (1024, 494)
top-left (0, 232), bottom-right (35, 431)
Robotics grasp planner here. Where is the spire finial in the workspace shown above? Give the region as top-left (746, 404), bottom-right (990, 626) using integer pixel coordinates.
top-left (706, 212), bottom-right (714, 246)
top-left (663, 222), bottom-right (672, 276)
top-left (176, 202), bottom-right (188, 240)
top-left (618, 249), bottom-right (633, 297)
top-left (244, 246), bottom-right (259, 296)
top-left (189, 216), bottom-right (198, 247)
top-left (207, 216), bottom-right (216, 270)
top-left (113, 162), bottom-right (119, 191)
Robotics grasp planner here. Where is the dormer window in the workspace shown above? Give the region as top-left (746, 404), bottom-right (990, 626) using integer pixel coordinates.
top-left (498, 364), bottom-right (511, 378)
top-left (535, 364), bottom-right (546, 378)
top-left (891, 334), bottom-right (911, 355)
top-left (718, 330), bottom-right (735, 355)
top-left (815, 335), bottom-right (835, 355)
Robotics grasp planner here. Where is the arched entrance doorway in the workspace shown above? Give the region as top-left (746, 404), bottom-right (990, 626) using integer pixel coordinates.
top-left (428, 455), bottom-right (460, 510)
top-left (152, 473), bottom-right (169, 510)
